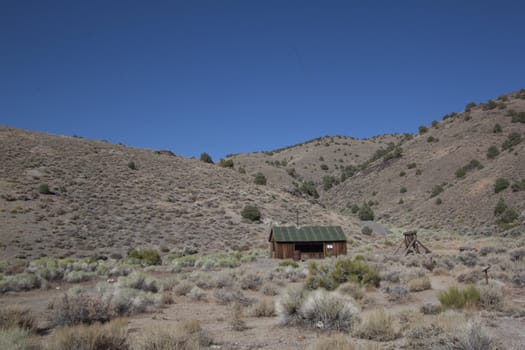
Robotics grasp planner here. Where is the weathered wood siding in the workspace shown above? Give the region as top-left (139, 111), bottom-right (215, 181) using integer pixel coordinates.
top-left (271, 241), bottom-right (347, 259)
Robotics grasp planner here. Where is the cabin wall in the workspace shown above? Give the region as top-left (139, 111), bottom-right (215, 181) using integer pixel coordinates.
top-left (271, 241), bottom-right (347, 259)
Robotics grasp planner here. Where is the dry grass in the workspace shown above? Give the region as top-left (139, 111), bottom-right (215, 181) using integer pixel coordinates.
top-left (0, 305), bottom-right (36, 331)
top-left (249, 298), bottom-right (276, 317)
top-left (131, 320), bottom-right (212, 350)
top-left (353, 308), bottom-right (400, 341)
top-left (308, 334), bottom-right (354, 350)
top-left (407, 275), bottom-right (432, 292)
top-left (47, 318), bottom-right (128, 350)
top-left (49, 293), bottom-right (113, 326)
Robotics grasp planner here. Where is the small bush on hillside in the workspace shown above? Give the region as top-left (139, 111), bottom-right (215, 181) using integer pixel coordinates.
top-left (118, 272), bottom-right (158, 293)
top-left (306, 258), bottom-right (380, 290)
top-left (250, 298), bottom-right (275, 317)
top-left (279, 260), bottom-right (299, 268)
top-left (38, 183), bottom-right (51, 194)
top-left (483, 99), bottom-right (498, 110)
top-left (418, 126), bottom-right (428, 134)
top-left (430, 184), bottom-right (444, 198)
top-left (408, 276), bottom-right (431, 292)
top-left (465, 102), bottom-right (476, 112)
top-left (300, 181), bottom-right (319, 198)
top-left (456, 159), bottom-right (483, 178)
top-left (502, 132), bottom-right (522, 151)
top-left (494, 198), bottom-right (507, 216)
top-left (486, 145), bottom-right (500, 159)
top-left (358, 202), bottom-right (374, 221)
top-left (493, 123), bottom-right (502, 133)
top-left (478, 282), bottom-right (504, 310)
top-left (218, 158), bottom-right (234, 168)
top-left (241, 205), bottom-right (261, 221)
top-left (275, 286), bottom-right (307, 325)
top-left (322, 176), bottom-right (338, 190)
top-left (511, 111), bottom-right (525, 123)
top-left (253, 172), bottom-right (267, 185)
top-left (400, 186), bottom-right (407, 193)
top-left (361, 226), bottom-right (372, 235)
top-left (438, 285), bottom-right (480, 310)
top-left (431, 120), bottom-right (439, 128)
top-left (511, 179), bottom-right (525, 192)
top-left (494, 178), bottom-right (510, 193)
top-left (320, 164), bottom-right (329, 171)
top-left (497, 208), bottom-right (518, 225)
top-left (407, 162), bottom-right (417, 169)
top-left (199, 152), bottom-right (213, 164)
top-left (127, 249), bottom-right (161, 266)
top-left (127, 161), bottom-right (137, 170)
top-left (427, 136), bottom-right (438, 143)
top-left (350, 204), bottom-right (360, 214)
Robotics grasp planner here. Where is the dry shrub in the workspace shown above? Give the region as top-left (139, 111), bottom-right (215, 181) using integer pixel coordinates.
top-left (478, 282), bottom-right (504, 310)
top-left (308, 334), bottom-right (354, 350)
top-left (213, 288), bottom-right (254, 306)
top-left (159, 291), bottom-right (174, 306)
top-left (384, 285), bottom-right (410, 302)
top-left (450, 320), bottom-right (494, 350)
top-left (261, 283), bottom-right (278, 296)
top-left (276, 286), bottom-right (308, 326)
top-left (407, 275), bottom-right (431, 292)
top-left (300, 291), bottom-right (359, 331)
top-left (337, 282), bottom-right (365, 300)
top-left (420, 303), bottom-right (441, 315)
top-left (230, 303), bottom-right (247, 331)
top-left (174, 282), bottom-right (193, 296)
top-left (49, 293), bottom-right (113, 326)
top-left (353, 308), bottom-right (400, 341)
top-left (132, 320), bottom-right (211, 350)
top-left (0, 326), bottom-right (40, 350)
top-left (47, 318), bottom-right (128, 350)
top-left (239, 273), bottom-right (262, 291)
top-left (250, 298), bottom-right (275, 317)
top-left (188, 286), bottom-right (207, 302)
top-left (0, 305), bottom-right (36, 331)
top-left (118, 272), bottom-right (158, 293)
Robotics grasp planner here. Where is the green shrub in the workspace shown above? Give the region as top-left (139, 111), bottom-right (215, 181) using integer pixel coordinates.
top-left (127, 161), bottom-right (137, 170)
top-left (400, 186), bottom-right (407, 193)
top-left (306, 258), bottom-right (380, 290)
top-left (435, 198), bottom-right (442, 205)
top-left (418, 126), bottom-right (428, 134)
top-left (427, 136), bottom-right (438, 143)
top-left (350, 204), bottom-right (360, 214)
top-left (38, 183), bottom-right (51, 194)
top-left (361, 226), bottom-right (372, 235)
top-left (253, 172), bottom-right (267, 185)
top-left (358, 202), bottom-right (374, 221)
top-left (218, 158), bottom-right (234, 168)
top-left (438, 285), bottom-right (480, 309)
top-left (494, 178), bottom-right (509, 193)
top-left (399, 171), bottom-right (406, 177)
top-left (430, 184), bottom-right (444, 198)
top-left (128, 249), bottom-right (161, 265)
top-left (322, 176), bottom-right (338, 190)
top-left (241, 205), bottom-right (261, 221)
top-left (511, 111), bottom-right (525, 123)
top-left (483, 99), bottom-right (498, 110)
top-left (502, 132), bottom-right (522, 150)
top-left (300, 181), bottom-right (319, 198)
top-left (320, 164), bottom-right (329, 171)
top-left (456, 159), bottom-right (483, 178)
top-left (511, 179), bottom-right (525, 192)
top-left (465, 102), bottom-right (476, 112)
top-left (279, 260), bottom-right (299, 268)
top-left (498, 208), bottom-right (518, 225)
top-left (486, 145), bottom-right (500, 159)
top-left (494, 198), bottom-right (507, 216)
top-left (493, 123), bottom-right (502, 133)
top-left (431, 120), bottom-right (439, 128)
top-left (415, 169), bottom-right (422, 175)
top-left (199, 152), bottom-right (213, 164)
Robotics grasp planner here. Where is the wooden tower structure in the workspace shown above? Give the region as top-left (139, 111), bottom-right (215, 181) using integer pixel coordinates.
top-left (394, 230), bottom-right (431, 255)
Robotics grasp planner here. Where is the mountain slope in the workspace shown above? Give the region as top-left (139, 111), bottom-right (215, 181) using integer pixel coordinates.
top-left (0, 126), bottom-right (360, 260)
top-left (324, 90), bottom-right (525, 233)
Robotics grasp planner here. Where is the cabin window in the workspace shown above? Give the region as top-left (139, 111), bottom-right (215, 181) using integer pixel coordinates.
top-left (295, 243), bottom-right (323, 253)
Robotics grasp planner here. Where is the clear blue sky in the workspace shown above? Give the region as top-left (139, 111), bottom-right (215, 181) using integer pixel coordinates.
top-left (1, 1), bottom-right (524, 160)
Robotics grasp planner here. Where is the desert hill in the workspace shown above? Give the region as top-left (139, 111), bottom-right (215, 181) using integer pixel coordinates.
top-left (228, 134), bottom-right (405, 195)
top-left (324, 90), bottom-right (525, 233)
top-left (0, 126), bottom-right (360, 260)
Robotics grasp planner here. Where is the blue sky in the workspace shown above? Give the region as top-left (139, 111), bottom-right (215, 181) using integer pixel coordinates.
top-left (1, 1), bottom-right (524, 160)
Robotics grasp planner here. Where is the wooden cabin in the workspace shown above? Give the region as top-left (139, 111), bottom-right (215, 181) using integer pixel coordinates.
top-left (269, 226), bottom-right (347, 260)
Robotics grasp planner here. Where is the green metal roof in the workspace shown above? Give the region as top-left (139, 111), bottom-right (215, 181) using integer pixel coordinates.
top-left (270, 226), bottom-right (346, 242)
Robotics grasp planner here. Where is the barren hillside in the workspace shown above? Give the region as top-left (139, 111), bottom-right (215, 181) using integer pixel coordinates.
top-left (324, 90), bottom-right (525, 233)
top-left (0, 126), bottom-right (360, 260)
